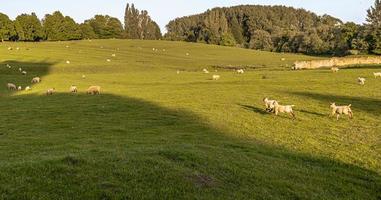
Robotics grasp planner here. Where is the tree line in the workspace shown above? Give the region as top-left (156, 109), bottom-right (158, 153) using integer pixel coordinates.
top-left (0, 3), bottom-right (161, 42)
top-left (165, 1), bottom-right (381, 55)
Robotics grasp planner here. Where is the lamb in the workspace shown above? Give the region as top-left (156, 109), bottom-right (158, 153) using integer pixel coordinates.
top-left (112, 54), bottom-right (116, 57)
top-left (212, 75), bottom-right (220, 80)
top-left (87, 86), bottom-right (101, 95)
top-left (66, 60), bottom-right (71, 64)
top-left (17, 86), bottom-right (22, 91)
top-left (330, 103), bottom-right (353, 120)
top-left (31, 77), bottom-right (41, 83)
top-left (21, 71), bottom-right (27, 75)
top-left (70, 85), bottom-right (78, 93)
top-left (7, 47), bottom-right (12, 50)
top-left (273, 101), bottom-right (296, 118)
top-left (176, 70), bottom-right (180, 74)
top-left (263, 98), bottom-right (277, 112)
top-left (374, 72), bottom-right (381, 78)
top-left (106, 59), bottom-right (111, 62)
top-left (25, 86), bottom-right (31, 91)
top-left (237, 69), bottom-right (244, 74)
top-left (46, 88), bottom-right (55, 95)
top-left (18, 68), bottom-right (22, 72)
top-left (203, 69), bottom-right (210, 74)
top-left (186, 53), bottom-right (190, 56)
top-left (331, 67), bottom-right (339, 73)
top-left (6, 64), bottom-right (11, 69)
top-left (7, 83), bottom-right (17, 90)
top-left (358, 77), bottom-right (366, 85)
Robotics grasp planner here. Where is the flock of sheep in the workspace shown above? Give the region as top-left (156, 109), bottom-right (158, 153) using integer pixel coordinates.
top-left (5, 63), bottom-right (101, 96)
top-left (331, 67), bottom-right (381, 85)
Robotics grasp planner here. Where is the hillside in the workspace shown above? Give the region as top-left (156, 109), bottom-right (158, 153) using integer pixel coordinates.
top-left (0, 40), bottom-right (380, 199)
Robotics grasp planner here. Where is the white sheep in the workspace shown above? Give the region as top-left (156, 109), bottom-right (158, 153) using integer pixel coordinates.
top-left (87, 86), bottom-right (101, 95)
top-left (70, 85), bottom-right (78, 93)
top-left (203, 69), bottom-right (210, 74)
top-left (212, 75), bottom-right (220, 80)
top-left (186, 53), bottom-right (190, 56)
top-left (106, 59), bottom-right (111, 62)
top-left (176, 70), bottom-right (180, 74)
top-left (358, 77), bottom-right (366, 85)
top-left (330, 103), bottom-right (353, 120)
top-left (6, 64), bottom-right (11, 69)
top-left (25, 86), bottom-right (31, 91)
top-left (273, 101), bottom-right (296, 118)
top-left (82, 75), bottom-right (86, 79)
top-left (17, 86), bottom-right (22, 91)
top-left (237, 69), bottom-right (244, 74)
top-left (7, 47), bottom-right (12, 50)
top-left (331, 67), bottom-right (339, 73)
top-left (263, 98), bottom-right (277, 112)
top-left (7, 83), bottom-right (17, 90)
top-left (31, 77), bottom-right (41, 83)
top-left (21, 71), bottom-right (27, 75)
top-left (112, 54), bottom-right (116, 57)
top-left (46, 88), bottom-right (55, 95)
top-left (374, 72), bottom-right (381, 78)
top-left (18, 68), bottom-right (22, 72)
top-left (66, 60), bottom-right (71, 64)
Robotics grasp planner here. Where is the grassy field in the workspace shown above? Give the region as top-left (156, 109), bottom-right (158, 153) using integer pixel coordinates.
top-left (0, 39), bottom-right (380, 199)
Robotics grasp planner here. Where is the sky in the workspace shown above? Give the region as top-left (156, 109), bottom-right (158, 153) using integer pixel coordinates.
top-left (0, 0), bottom-right (374, 32)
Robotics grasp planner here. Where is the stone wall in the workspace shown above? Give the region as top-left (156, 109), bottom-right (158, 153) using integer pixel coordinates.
top-left (293, 57), bottom-right (381, 70)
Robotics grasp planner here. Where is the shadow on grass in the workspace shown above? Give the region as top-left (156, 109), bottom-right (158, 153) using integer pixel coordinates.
top-left (0, 62), bottom-right (379, 199)
top-left (238, 104), bottom-right (269, 115)
top-left (288, 91), bottom-right (381, 116)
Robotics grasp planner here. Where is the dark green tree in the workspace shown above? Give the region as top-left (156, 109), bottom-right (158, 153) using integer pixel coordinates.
top-left (43, 11), bottom-right (81, 41)
top-left (0, 13), bottom-right (16, 41)
top-left (85, 15), bottom-right (123, 39)
top-left (14, 13), bottom-right (44, 41)
top-left (366, 0), bottom-right (381, 53)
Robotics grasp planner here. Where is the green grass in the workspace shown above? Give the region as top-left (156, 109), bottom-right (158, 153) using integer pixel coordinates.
top-left (0, 40), bottom-right (380, 199)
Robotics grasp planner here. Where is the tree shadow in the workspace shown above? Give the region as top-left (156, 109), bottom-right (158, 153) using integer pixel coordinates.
top-left (288, 91), bottom-right (381, 116)
top-left (0, 61), bottom-right (379, 199)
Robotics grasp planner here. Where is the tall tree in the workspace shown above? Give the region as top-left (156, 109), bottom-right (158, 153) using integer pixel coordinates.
top-left (366, 0), bottom-right (381, 53)
top-left (14, 13), bottom-right (44, 41)
top-left (43, 11), bottom-right (81, 41)
top-left (85, 15), bottom-right (123, 39)
top-left (124, 3), bottom-right (161, 39)
top-left (0, 13), bottom-right (16, 41)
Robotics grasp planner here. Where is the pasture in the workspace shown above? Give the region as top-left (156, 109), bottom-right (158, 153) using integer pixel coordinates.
top-left (0, 40), bottom-right (380, 199)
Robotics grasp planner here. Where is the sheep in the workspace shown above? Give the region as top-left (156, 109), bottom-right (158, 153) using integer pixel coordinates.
top-left (281, 58), bottom-right (286, 61)
top-left (7, 83), bottom-right (17, 90)
top-left (186, 53), bottom-right (190, 56)
top-left (21, 71), bottom-right (27, 75)
top-left (237, 69), bottom-right (244, 74)
top-left (273, 101), bottom-right (296, 118)
top-left (212, 75), bottom-right (220, 81)
top-left (31, 77), bottom-right (41, 83)
top-left (330, 103), bottom-right (353, 120)
top-left (112, 54), bottom-right (116, 57)
top-left (87, 86), bottom-right (101, 95)
top-left (18, 68), bottom-right (22, 72)
top-left (16, 47), bottom-right (20, 50)
top-left (176, 70), bottom-right (180, 74)
top-left (25, 86), bottom-right (31, 91)
top-left (263, 98), bottom-right (277, 112)
top-left (203, 69), bottom-right (210, 74)
top-left (82, 75), bottom-right (86, 79)
top-left (106, 59), bottom-right (111, 62)
top-left (66, 60), bottom-right (71, 64)
top-left (70, 85), bottom-right (78, 93)
top-left (7, 47), bottom-right (12, 50)
top-left (374, 72), bottom-right (381, 78)
top-left (6, 64), bottom-right (11, 69)
top-left (46, 88), bottom-right (55, 95)
top-left (17, 86), bottom-right (22, 91)
top-left (358, 77), bottom-right (366, 85)
top-left (331, 67), bottom-right (339, 73)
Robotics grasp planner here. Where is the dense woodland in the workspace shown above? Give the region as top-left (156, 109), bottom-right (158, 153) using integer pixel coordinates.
top-left (0, 1), bottom-right (380, 55)
top-left (166, 1), bottom-right (381, 55)
top-left (0, 3), bottom-right (161, 42)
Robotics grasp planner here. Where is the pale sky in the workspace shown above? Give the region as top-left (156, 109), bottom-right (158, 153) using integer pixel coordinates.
top-left (0, 0), bottom-right (374, 32)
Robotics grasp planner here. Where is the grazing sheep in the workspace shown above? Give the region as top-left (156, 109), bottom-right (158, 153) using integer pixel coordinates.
top-left (176, 70), bottom-right (180, 74)
top-left (237, 69), bottom-right (244, 74)
top-left (212, 75), bottom-right (220, 81)
top-left (374, 72), bottom-right (381, 78)
top-left (281, 58), bottom-right (286, 61)
top-left (203, 69), bottom-right (210, 74)
top-left (6, 64), bottom-right (11, 69)
top-left (16, 47), bottom-right (20, 50)
top-left (87, 86), bottom-right (101, 95)
top-left (66, 60), bottom-right (71, 64)
top-left (82, 75), bottom-right (86, 79)
top-left (273, 101), bottom-right (296, 118)
top-left (21, 71), bottom-right (27, 75)
top-left (7, 47), bottom-right (12, 50)
top-left (25, 86), bottom-right (31, 91)
top-left (7, 83), bottom-right (17, 90)
top-left (331, 67), bottom-right (339, 73)
top-left (358, 77), bottom-right (366, 85)
top-left (112, 54), bottom-right (116, 57)
top-left (31, 77), bottom-right (41, 83)
top-left (66, 45), bottom-right (69, 48)
top-left (17, 86), bottom-right (22, 91)
top-left (70, 85), bottom-right (78, 93)
top-left (46, 88), bottom-right (55, 95)
top-left (186, 53), bottom-right (190, 56)
top-left (263, 98), bottom-right (277, 112)
top-left (330, 103), bottom-right (353, 120)
top-left (18, 68), bottom-right (22, 72)
top-left (106, 59), bottom-right (111, 62)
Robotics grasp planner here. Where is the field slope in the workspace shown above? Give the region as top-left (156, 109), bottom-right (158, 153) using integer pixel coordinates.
top-left (0, 40), bottom-right (380, 199)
